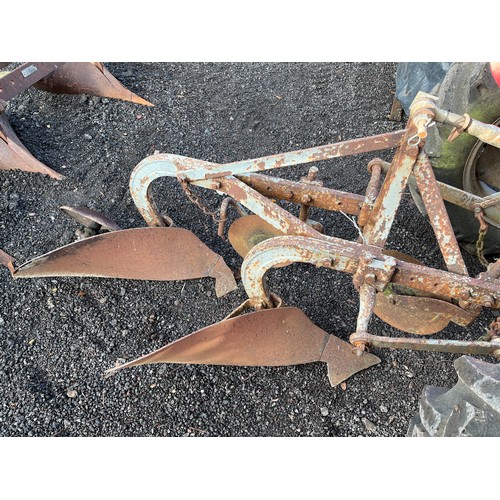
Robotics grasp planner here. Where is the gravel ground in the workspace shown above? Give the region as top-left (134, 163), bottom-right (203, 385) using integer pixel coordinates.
top-left (0, 62), bottom-right (495, 437)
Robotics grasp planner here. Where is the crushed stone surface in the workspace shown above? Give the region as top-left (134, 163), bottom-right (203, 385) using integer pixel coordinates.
top-left (0, 62), bottom-right (493, 437)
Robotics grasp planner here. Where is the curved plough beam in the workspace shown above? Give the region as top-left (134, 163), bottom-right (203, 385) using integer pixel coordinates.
top-left (130, 154), bottom-right (217, 227)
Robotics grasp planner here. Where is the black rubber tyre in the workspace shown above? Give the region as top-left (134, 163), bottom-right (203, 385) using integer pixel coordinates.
top-left (407, 356), bottom-right (500, 437)
top-left (400, 62), bottom-right (500, 256)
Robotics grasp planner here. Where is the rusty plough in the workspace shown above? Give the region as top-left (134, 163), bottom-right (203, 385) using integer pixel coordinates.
top-left (2, 91), bottom-right (500, 387)
top-left (0, 62), bottom-right (152, 178)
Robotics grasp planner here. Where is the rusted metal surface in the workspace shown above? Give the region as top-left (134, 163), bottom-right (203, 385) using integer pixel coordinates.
top-left (129, 134), bottom-right (394, 228)
top-left (413, 151), bottom-right (468, 275)
top-left (463, 117), bottom-right (500, 196)
top-left (5, 88), bottom-right (500, 385)
top-left (379, 159), bottom-right (500, 229)
top-left (449, 188), bottom-right (500, 230)
top-left (390, 260), bottom-right (500, 308)
top-left (217, 197), bottom-right (247, 239)
top-left (219, 176), bottom-right (325, 241)
top-left (0, 111), bottom-right (63, 179)
top-left (130, 132), bottom-right (405, 200)
top-left (106, 307), bottom-right (381, 386)
top-left (352, 252), bottom-right (396, 292)
top-left (351, 284), bottom-right (377, 352)
top-left (129, 154), bottom-right (219, 227)
top-left (479, 192), bottom-right (500, 210)
top-left (374, 292), bottom-right (476, 335)
top-left (361, 124), bottom-right (420, 247)
top-left (350, 331), bottom-right (500, 357)
top-left (237, 172), bottom-right (364, 215)
top-left (0, 248), bottom-right (15, 274)
top-left (60, 206), bottom-right (121, 234)
top-left (34, 62), bottom-right (153, 107)
top-left (240, 235), bottom-right (500, 310)
top-left (356, 284), bottom-right (376, 333)
top-left (408, 92), bottom-right (437, 141)
top-left (298, 166), bottom-right (322, 222)
top-left (387, 96), bottom-right (403, 122)
top-left (0, 63), bottom-right (64, 101)
top-left (358, 159), bottom-right (383, 228)
top-left (198, 131), bottom-right (405, 180)
top-left (11, 228), bottom-right (237, 298)
top-left (483, 259), bottom-right (500, 280)
top-left (434, 103), bottom-right (500, 149)
top-left (0, 62), bottom-right (153, 181)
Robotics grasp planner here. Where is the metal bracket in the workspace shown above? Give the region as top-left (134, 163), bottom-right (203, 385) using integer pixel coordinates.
top-left (352, 252), bottom-right (396, 291)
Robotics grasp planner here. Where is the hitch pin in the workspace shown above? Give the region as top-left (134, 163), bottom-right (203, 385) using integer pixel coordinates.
top-left (407, 117), bottom-right (434, 146)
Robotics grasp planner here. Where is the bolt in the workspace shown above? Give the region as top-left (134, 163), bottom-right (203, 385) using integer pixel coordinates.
top-left (493, 348), bottom-right (500, 362)
top-left (481, 296), bottom-right (494, 308)
top-left (367, 158), bottom-right (383, 173)
top-left (300, 194), bottom-right (312, 204)
top-left (213, 181), bottom-right (222, 189)
top-left (307, 166), bottom-right (319, 181)
top-left (364, 272), bottom-right (376, 284)
top-left (352, 342), bottom-right (367, 356)
top-left (319, 258), bottom-right (334, 268)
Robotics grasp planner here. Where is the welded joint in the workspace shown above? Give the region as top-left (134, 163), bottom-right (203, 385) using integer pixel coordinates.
top-left (352, 252), bottom-right (396, 292)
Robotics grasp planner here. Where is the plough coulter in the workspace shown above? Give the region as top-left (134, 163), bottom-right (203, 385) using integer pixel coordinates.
top-left (2, 91), bottom-right (500, 387)
top-left (0, 62), bottom-right (152, 178)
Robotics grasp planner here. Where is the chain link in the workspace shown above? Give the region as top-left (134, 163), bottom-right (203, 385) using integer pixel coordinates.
top-left (475, 209), bottom-right (490, 268)
top-left (483, 316), bottom-right (500, 342)
top-left (177, 175), bottom-right (219, 222)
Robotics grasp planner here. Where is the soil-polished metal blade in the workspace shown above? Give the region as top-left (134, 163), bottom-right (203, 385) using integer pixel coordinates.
top-left (12, 227), bottom-right (237, 297)
top-left (373, 248), bottom-right (477, 335)
top-left (228, 214), bottom-right (284, 258)
top-left (34, 62), bottom-right (153, 107)
top-left (0, 112), bottom-right (63, 179)
top-left (0, 248), bottom-right (15, 273)
top-left (374, 292), bottom-right (476, 335)
top-left (106, 307), bottom-right (381, 386)
top-left (60, 205), bottom-right (121, 232)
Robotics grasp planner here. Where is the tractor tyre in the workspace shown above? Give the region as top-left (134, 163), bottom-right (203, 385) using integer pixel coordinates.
top-left (407, 356), bottom-right (500, 437)
top-left (398, 62), bottom-right (500, 257)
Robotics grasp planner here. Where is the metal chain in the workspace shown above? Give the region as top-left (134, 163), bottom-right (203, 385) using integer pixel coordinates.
top-left (475, 208), bottom-right (490, 268)
top-left (476, 228), bottom-right (489, 267)
top-left (177, 175), bottom-right (220, 222)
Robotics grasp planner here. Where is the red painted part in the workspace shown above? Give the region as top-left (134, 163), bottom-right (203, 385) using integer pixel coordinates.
top-left (491, 62), bottom-right (500, 86)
